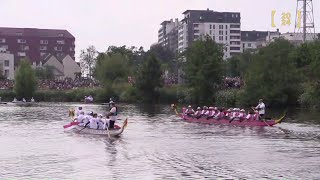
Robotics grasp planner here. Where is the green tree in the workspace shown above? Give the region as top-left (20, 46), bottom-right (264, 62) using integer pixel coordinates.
top-left (80, 45), bottom-right (98, 78)
top-left (135, 54), bottom-right (163, 102)
top-left (14, 59), bottom-right (37, 99)
top-left (95, 53), bottom-right (129, 85)
top-left (241, 39), bottom-right (302, 106)
top-left (183, 36), bottom-right (225, 103)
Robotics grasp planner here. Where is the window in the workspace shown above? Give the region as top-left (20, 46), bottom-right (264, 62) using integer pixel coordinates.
top-left (194, 35), bottom-right (199, 40)
top-left (219, 25), bottom-right (223, 29)
top-left (230, 24), bottom-right (240, 28)
top-left (54, 46), bottom-right (62, 51)
top-left (0, 45), bottom-right (8, 49)
top-left (17, 52), bottom-right (26, 56)
top-left (21, 45), bottom-right (29, 50)
top-left (212, 25), bottom-right (215, 29)
top-left (209, 30), bottom-right (212, 35)
top-left (230, 41), bottom-right (240, 45)
top-left (230, 36), bottom-right (240, 39)
top-left (225, 25), bottom-right (228, 29)
top-left (16, 32), bottom-right (23, 36)
top-left (40, 40), bottom-right (48, 44)
top-left (230, 47), bottom-right (240, 50)
top-left (0, 38), bottom-right (5, 43)
top-left (17, 39), bottom-right (26, 43)
top-left (212, 36), bottom-right (215, 40)
top-left (225, 36), bottom-right (228, 41)
top-left (248, 43), bottom-right (252, 47)
top-left (194, 30), bottom-right (199, 34)
top-left (194, 24), bottom-right (199, 28)
top-left (4, 70), bottom-right (9, 77)
top-left (4, 60), bottom-right (9, 67)
top-left (58, 33), bottom-right (64, 37)
top-left (57, 40), bottom-right (65, 44)
top-left (230, 30), bottom-right (240, 34)
top-left (219, 30), bottom-right (223, 35)
top-left (226, 31), bottom-right (228, 35)
top-left (219, 36), bottom-right (223, 41)
top-left (40, 46), bottom-right (47, 50)
top-left (209, 24), bottom-right (212, 29)
top-left (40, 52), bottom-right (46, 57)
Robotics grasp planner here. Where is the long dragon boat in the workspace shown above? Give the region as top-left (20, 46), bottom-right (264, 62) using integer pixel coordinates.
top-left (64, 109), bottom-right (128, 136)
top-left (171, 105), bottom-right (285, 127)
top-left (73, 119), bottom-right (128, 136)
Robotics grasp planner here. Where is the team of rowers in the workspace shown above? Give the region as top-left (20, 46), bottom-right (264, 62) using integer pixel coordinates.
top-left (183, 99), bottom-right (266, 122)
top-left (74, 101), bottom-right (118, 129)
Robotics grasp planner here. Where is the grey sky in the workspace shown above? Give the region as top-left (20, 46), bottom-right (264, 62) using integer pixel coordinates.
top-left (0, 0), bottom-right (319, 61)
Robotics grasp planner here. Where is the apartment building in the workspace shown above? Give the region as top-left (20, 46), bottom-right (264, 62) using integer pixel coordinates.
top-left (158, 19), bottom-right (180, 54)
top-left (0, 49), bottom-right (14, 80)
top-left (178, 9), bottom-right (241, 59)
top-left (0, 27), bottom-right (75, 65)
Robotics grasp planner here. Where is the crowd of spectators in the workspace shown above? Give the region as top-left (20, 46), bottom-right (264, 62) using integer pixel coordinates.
top-left (1, 76), bottom-right (241, 90)
top-left (0, 80), bottom-right (14, 90)
top-left (0, 78), bottom-right (100, 90)
top-left (223, 77), bottom-right (242, 89)
top-left (38, 78), bottom-right (100, 90)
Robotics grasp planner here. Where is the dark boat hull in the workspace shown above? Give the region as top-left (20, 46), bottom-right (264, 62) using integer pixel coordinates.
top-left (179, 114), bottom-right (278, 127)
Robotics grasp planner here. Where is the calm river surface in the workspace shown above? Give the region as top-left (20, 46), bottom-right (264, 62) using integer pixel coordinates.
top-left (0, 102), bottom-right (320, 179)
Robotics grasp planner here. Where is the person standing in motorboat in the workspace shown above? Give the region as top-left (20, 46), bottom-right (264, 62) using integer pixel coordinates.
top-left (106, 101), bottom-right (117, 129)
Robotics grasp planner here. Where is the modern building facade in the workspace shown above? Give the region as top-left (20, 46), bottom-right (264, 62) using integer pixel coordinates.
top-left (0, 27), bottom-right (75, 65)
top-left (158, 19), bottom-right (180, 54)
top-left (179, 9), bottom-right (241, 59)
top-left (0, 50), bottom-right (14, 80)
top-left (159, 9), bottom-right (241, 59)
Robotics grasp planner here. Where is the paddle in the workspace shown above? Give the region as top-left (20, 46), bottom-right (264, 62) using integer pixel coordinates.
top-left (251, 107), bottom-right (270, 126)
top-left (78, 122), bottom-right (90, 133)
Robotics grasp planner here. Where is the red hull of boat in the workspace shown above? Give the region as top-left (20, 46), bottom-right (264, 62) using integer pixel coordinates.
top-left (178, 114), bottom-right (278, 127)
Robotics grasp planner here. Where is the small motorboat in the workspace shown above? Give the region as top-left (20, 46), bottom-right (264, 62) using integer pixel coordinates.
top-left (84, 96), bottom-right (94, 104)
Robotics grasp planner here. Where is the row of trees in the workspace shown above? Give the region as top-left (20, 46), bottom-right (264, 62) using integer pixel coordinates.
top-left (79, 36), bottom-right (320, 107)
top-left (226, 39), bottom-right (320, 108)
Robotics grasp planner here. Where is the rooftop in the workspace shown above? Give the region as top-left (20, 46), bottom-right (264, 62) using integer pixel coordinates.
top-left (0, 27), bottom-right (74, 38)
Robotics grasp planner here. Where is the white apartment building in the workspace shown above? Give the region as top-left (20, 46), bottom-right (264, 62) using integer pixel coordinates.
top-left (176, 9), bottom-right (241, 59)
top-left (0, 49), bottom-right (15, 80)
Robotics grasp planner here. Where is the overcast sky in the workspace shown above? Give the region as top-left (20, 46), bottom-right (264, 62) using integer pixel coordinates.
top-left (1, 0), bottom-right (319, 61)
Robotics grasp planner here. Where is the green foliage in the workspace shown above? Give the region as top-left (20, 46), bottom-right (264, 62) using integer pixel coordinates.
top-left (215, 89), bottom-right (240, 107)
top-left (135, 54), bottom-right (163, 102)
top-left (0, 90), bottom-right (16, 101)
top-left (241, 39), bottom-right (302, 106)
top-left (299, 83), bottom-right (320, 108)
top-left (35, 65), bottom-right (55, 80)
top-left (95, 53), bottom-right (129, 85)
top-left (14, 59), bottom-right (37, 99)
top-left (226, 51), bottom-right (254, 78)
top-left (183, 36), bottom-right (225, 104)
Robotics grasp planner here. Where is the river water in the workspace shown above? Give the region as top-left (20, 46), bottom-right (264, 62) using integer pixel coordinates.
top-left (0, 103), bottom-right (320, 179)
